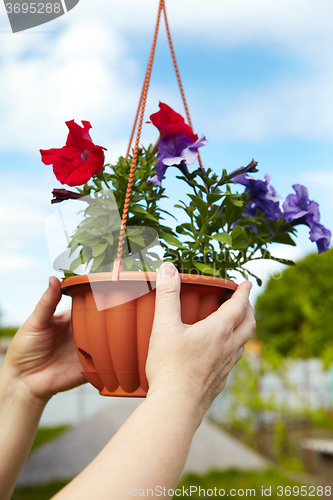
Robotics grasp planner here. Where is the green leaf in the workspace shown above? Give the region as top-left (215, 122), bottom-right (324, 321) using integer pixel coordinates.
top-left (207, 193), bottom-right (223, 205)
top-left (230, 198), bottom-right (244, 207)
top-left (193, 262), bottom-right (220, 277)
top-left (124, 255), bottom-right (134, 270)
top-left (188, 194), bottom-right (209, 216)
top-left (174, 202), bottom-right (187, 209)
top-left (104, 233), bottom-right (114, 245)
top-left (91, 253), bottom-right (105, 271)
top-left (232, 225), bottom-right (247, 239)
top-left (231, 226), bottom-right (248, 249)
top-left (270, 233), bottom-right (297, 246)
top-left (212, 233), bottom-right (232, 246)
top-left (161, 232), bottom-right (183, 248)
top-left (82, 247), bottom-right (93, 261)
top-left (61, 270), bottom-right (80, 278)
top-left (69, 254), bottom-right (84, 272)
top-left (131, 205), bottom-right (159, 222)
top-left (269, 256), bottom-right (296, 266)
top-left (126, 231), bottom-right (145, 247)
top-left (92, 242), bottom-right (108, 257)
top-left (225, 198), bottom-right (243, 226)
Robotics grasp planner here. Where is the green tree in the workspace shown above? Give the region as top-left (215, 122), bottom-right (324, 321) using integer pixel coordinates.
top-left (255, 249), bottom-right (333, 359)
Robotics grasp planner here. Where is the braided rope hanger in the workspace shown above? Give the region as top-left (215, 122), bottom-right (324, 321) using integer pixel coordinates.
top-left (112, 0), bottom-right (203, 280)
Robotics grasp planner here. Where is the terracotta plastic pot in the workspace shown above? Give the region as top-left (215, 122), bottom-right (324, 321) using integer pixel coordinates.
top-left (61, 272), bottom-right (237, 397)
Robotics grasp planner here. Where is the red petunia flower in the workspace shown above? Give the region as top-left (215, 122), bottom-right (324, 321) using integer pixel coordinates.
top-left (149, 102), bottom-right (198, 142)
top-left (40, 120), bottom-right (106, 187)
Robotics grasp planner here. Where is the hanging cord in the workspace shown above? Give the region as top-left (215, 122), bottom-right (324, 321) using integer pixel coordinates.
top-left (126, 0), bottom-right (204, 168)
top-left (125, 63), bottom-right (151, 160)
top-left (161, 0), bottom-right (204, 170)
top-left (115, 0), bottom-right (163, 268)
top-left (114, 0), bottom-right (204, 277)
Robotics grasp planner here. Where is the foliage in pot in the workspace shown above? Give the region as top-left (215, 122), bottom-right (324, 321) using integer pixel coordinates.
top-left (42, 103), bottom-right (331, 283)
top-left (41, 103), bottom-right (331, 397)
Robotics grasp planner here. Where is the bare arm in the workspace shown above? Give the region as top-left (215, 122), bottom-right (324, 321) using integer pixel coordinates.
top-left (0, 277), bottom-right (85, 500)
top-left (53, 263), bottom-right (255, 499)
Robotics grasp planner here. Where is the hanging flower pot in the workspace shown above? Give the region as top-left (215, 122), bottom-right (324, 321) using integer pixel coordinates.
top-left (42, 0), bottom-right (331, 398)
top-left (61, 272), bottom-right (237, 397)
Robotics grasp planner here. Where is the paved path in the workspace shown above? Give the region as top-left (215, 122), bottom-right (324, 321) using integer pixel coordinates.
top-left (17, 398), bottom-right (269, 486)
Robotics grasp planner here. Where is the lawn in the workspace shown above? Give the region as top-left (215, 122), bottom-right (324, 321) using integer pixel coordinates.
top-left (176, 469), bottom-right (325, 499)
top-left (30, 425), bottom-right (70, 453)
top-left (12, 468), bottom-right (326, 499)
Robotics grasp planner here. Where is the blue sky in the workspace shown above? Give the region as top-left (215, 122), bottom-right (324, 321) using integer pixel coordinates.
top-left (0, 0), bottom-right (332, 325)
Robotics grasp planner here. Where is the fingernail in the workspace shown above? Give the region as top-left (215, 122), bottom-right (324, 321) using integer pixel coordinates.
top-left (48, 276), bottom-right (57, 291)
top-left (157, 262), bottom-right (176, 283)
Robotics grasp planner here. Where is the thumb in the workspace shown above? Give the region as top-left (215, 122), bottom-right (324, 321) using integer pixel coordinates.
top-left (27, 277), bottom-right (62, 331)
top-left (154, 262), bottom-right (182, 328)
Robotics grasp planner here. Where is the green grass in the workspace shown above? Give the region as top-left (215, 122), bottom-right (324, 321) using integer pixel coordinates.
top-left (176, 469), bottom-right (324, 499)
top-left (12, 480), bottom-right (70, 500)
top-left (13, 469), bottom-right (324, 500)
top-left (0, 326), bottom-right (18, 337)
top-left (31, 425), bottom-right (70, 453)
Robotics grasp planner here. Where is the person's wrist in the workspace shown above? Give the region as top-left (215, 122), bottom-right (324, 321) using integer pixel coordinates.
top-left (0, 361), bottom-right (49, 414)
top-left (147, 377), bottom-right (206, 429)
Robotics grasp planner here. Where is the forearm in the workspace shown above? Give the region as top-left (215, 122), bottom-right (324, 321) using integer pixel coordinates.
top-left (53, 387), bottom-right (201, 500)
top-left (0, 364), bottom-right (46, 500)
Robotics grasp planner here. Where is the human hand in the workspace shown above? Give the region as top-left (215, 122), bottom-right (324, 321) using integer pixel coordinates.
top-left (146, 263), bottom-right (256, 423)
top-left (2, 277), bottom-right (86, 403)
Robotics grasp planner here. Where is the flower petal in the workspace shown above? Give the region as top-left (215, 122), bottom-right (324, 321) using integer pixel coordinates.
top-left (158, 134), bottom-right (192, 165)
top-left (181, 135), bottom-right (208, 165)
top-left (283, 184), bottom-right (320, 225)
top-left (41, 120), bottom-right (106, 186)
top-left (65, 120), bottom-right (93, 153)
top-left (309, 222), bottom-right (331, 253)
top-left (147, 174), bottom-right (162, 187)
top-left (150, 102), bottom-right (198, 142)
top-left (234, 173), bottom-right (282, 221)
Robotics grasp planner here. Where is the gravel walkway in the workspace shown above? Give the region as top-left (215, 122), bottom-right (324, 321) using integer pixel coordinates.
top-left (17, 398), bottom-right (268, 486)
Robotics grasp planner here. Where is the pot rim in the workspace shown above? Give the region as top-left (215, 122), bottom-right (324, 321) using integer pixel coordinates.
top-left (60, 271), bottom-right (237, 293)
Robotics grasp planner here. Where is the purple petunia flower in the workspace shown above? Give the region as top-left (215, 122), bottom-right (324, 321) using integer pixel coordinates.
top-left (283, 184), bottom-right (331, 253)
top-left (309, 222), bottom-right (331, 254)
top-left (233, 173), bottom-right (282, 221)
top-left (148, 133), bottom-right (208, 186)
top-left (283, 184), bottom-right (320, 225)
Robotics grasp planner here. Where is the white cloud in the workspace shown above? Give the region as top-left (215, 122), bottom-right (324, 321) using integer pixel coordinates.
top-left (1, 0), bottom-right (333, 152)
top-left (208, 71), bottom-right (333, 141)
top-left (70, 0), bottom-right (333, 57)
top-left (0, 254), bottom-right (37, 273)
top-left (0, 21), bottom-right (139, 152)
